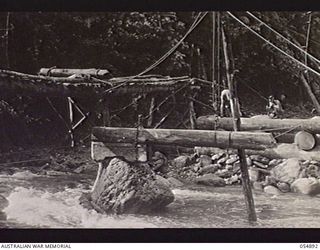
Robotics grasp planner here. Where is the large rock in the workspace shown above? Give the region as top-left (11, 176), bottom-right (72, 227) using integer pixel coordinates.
top-left (198, 164), bottom-right (219, 175)
top-left (264, 185), bottom-right (281, 195)
top-left (270, 158), bottom-right (302, 184)
top-left (291, 178), bottom-right (320, 196)
top-left (171, 155), bottom-right (191, 169)
top-left (166, 177), bottom-right (184, 188)
top-left (0, 194), bottom-right (8, 210)
top-left (248, 168), bottom-right (260, 182)
top-left (198, 155), bottom-right (212, 167)
top-left (195, 174), bottom-right (226, 187)
top-left (89, 157), bottom-right (174, 214)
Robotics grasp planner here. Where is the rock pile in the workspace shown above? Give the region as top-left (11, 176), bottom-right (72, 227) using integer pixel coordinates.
top-left (168, 152), bottom-right (320, 196)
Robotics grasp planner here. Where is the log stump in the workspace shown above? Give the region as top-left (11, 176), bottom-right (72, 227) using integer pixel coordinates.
top-left (294, 131), bottom-right (316, 151)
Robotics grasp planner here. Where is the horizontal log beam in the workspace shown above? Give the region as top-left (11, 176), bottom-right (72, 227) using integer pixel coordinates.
top-left (197, 115), bottom-right (320, 134)
top-left (39, 68), bottom-right (110, 77)
top-left (92, 127), bottom-right (277, 150)
top-left (194, 144), bottom-right (320, 161)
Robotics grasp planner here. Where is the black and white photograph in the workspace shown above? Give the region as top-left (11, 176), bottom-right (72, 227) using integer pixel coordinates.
top-left (0, 9), bottom-right (320, 233)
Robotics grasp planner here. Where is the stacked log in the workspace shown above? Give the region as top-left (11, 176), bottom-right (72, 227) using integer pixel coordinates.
top-left (92, 127), bottom-right (277, 150)
top-left (196, 115), bottom-right (320, 134)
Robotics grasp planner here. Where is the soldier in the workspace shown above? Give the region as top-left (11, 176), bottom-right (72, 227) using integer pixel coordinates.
top-left (266, 95), bottom-right (284, 118)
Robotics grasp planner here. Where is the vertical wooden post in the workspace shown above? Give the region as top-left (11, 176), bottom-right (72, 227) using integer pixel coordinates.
top-left (217, 12), bottom-right (221, 91)
top-left (212, 11), bottom-right (216, 108)
top-left (67, 97), bottom-right (75, 147)
top-left (221, 22), bottom-right (257, 222)
top-left (102, 97), bottom-right (111, 127)
top-left (147, 97), bottom-right (156, 128)
top-left (189, 93), bottom-right (197, 129)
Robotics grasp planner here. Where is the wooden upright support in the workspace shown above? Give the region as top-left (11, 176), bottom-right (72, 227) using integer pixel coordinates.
top-left (67, 97), bottom-right (75, 147)
top-left (222, 24), bottom-right (257, 222)
top-left (189, 93), bottom-right (197, 129)
top-left (147, 97), bottom-right (156, 128)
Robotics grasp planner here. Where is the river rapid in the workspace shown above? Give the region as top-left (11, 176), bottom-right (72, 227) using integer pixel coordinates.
top-left (0, 170), bottom-right (320, 228)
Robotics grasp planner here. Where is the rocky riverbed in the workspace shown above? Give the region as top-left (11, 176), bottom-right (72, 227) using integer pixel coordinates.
top-left (165, 151), bottom-right (320, 196)
top-left (1, 144), bottom-right (320, 218)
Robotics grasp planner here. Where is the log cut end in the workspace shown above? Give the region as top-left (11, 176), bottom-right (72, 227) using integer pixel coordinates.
top-left (294, 131), bottom-right (316, 151)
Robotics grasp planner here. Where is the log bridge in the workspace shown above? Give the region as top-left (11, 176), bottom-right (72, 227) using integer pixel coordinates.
top-left (195, 115), bottom-right (320, 161)
top-left (91, 126), bottom-right (277, 162)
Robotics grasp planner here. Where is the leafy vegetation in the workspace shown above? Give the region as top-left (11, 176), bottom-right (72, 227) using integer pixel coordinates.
top-left (0, 12), bottom-right (319, 149)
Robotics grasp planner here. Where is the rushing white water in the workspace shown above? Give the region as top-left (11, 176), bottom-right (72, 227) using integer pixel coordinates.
top-left (3, 187), bottom-right (159, 228)
top-left (2, 170), bottom-right (320, 228)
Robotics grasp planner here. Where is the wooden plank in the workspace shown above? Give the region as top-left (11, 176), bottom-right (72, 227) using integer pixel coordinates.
top-left (91, 141), bottom-right (147, 162)
top-left (92, 127), bottom-right (277, 150)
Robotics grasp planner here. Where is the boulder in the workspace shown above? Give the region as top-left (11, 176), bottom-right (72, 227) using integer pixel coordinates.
top-left (226, 157), bottom-right (238, 165)
top-left (253, 161), bottom-right (268, 169)
top-left (215, 169), bottom-right (233, 178)
top-left (250, 155), bottom-right (264, 162)
top-left (195, 174), bottom-right (226, 187)
top-left (211, 153), bottom-right (225, 162)
top-left (0, 194), bottom-right (8, 210)
top-left (264, 185), bottom-right (282, 195)
top-left (306, 164), bottom-right (320, 178)
top-left (198, 155), bottom-right (212, 167)
top-left (252, 181), bottom-right (264, 191)
top-left (198, 164), bottom-right (219, 175)
top-left (276, 182), bottom-right (291, 193)
top-left (172, 155), bottom-right (191, 169)
top-left (225, 175), bottom-right (239, 185)
top-left (248, 168), bottom-right (260, 182)
top-left (167, 177), bottom-right (184, 188)
top-left (270, 158), bottom-right (302, 184)
top-left (291, 178), bottom-right (320, 196)
top-left (246, 157), bottom-right (253, 166)
top-left (217, 157), bottom-right (228, 165)
top-left (268, 159), bottom-right (281, 167)
top-left (89, 158), bottom-right (174, 214)
top-left (151, 151), bottom-right (168, 174)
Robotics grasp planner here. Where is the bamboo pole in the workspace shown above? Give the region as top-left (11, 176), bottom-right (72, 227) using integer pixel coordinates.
top-left (221, 22), bottom-right (257, 222)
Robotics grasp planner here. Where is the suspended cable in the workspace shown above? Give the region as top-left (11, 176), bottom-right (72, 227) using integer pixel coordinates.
top-left (105, 12), bottom-right (208, 94)
top-left (227, 12), bottom-right (320, 78)
top-left (246, 11), bottom-right (320, 66)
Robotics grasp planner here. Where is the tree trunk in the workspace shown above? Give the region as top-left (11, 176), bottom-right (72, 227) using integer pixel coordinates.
top-left (39, 68), bottom-right (110, 77)
top-left (92, 127), bottom-right (277, 150)
top-left (301, 74), bottom-right (320, 114)
top-left (197, 115), bottom-right (320, 134)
